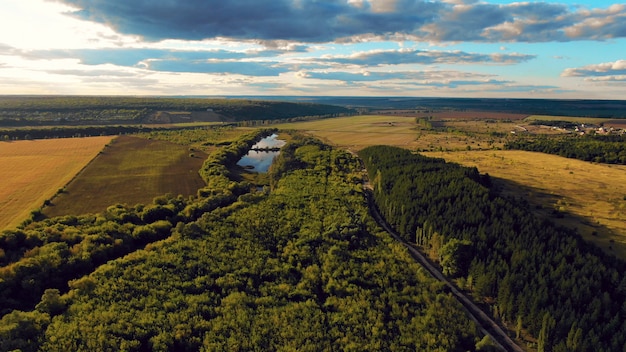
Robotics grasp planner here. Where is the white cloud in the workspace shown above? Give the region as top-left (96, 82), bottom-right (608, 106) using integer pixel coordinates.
top-left (562, 60), bottom-right (626, 77)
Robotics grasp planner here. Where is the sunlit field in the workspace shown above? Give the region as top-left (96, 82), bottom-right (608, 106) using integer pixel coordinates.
top-left (274, 115), bottom-right (423, 151)
top-left (0, 136), bottom-right (114, 231)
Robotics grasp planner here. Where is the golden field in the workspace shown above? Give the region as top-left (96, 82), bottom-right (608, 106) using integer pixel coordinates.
top-left (275, 115), bottom-right (426, 151)
top-left (0, 136), bottom-right (113, 231)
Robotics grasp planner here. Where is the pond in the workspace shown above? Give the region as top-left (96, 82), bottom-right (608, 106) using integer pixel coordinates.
top-left (236, 134), bottom-right (286, 173)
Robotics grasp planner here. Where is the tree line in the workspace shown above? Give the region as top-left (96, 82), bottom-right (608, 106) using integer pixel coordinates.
top-left (505, 134), bottom-right (626, 164)
top-left (359, 145), bottom-right (626, 351)
top-left (0, 96), bottom-right (355, 127)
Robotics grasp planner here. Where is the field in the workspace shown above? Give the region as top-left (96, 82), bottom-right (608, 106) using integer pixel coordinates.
top-left (275, 113), bottom-right (626, 258)
top-left (524, 115), bottom-right (614, 124)
top-left (43, 136), bottom-right (207, 218)
top-left (275, 115), bottom-right (426, 151)
top-left (424, 150), bottom-right (626, 257)
top-left (0, 136), bottom-right (113, 231)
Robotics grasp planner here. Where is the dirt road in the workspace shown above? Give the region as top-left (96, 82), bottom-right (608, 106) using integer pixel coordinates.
top-left (365, 190), bottom-right (524, 352)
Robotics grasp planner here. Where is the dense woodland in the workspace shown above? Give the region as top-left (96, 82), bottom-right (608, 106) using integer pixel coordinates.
top-left (0, 132), bottom-right (495, 351)
top-left (359, 145), bottom-right (626, 351)
top-left (505, 134), bottom-right (626, 164)
top-left (302, 97), bottom-right (626, 118)
top-left (0, 96), bottom-right (354, 126)
top-left (0, 129), bottom-right (272, 316)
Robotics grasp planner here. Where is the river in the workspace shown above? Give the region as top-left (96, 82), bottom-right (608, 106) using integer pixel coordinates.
top-left (236, 133), bottom-right (286, 173)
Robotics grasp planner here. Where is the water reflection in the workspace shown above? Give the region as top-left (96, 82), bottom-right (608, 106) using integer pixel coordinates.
top-left (236, 134), bottom-right (286, 173)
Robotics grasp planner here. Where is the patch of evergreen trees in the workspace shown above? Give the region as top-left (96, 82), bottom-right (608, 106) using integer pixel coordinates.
top-left (359, 145), bottom-right (626, 351)
top-left (506, 134), bottom-right (626, 164)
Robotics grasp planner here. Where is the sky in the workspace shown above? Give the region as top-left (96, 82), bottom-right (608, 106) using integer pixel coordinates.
top-left (0, 0), bottom-right (624, 99)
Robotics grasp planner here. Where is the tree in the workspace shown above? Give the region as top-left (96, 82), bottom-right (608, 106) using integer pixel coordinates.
top-left (35, 288), bottom-right (65, 316)
top-left (440, 238), bottom-right (473, 277)
top-left (538, 312), bottom-right (556, 352)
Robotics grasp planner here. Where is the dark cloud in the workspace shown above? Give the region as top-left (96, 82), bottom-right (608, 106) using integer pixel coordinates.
top-left (322, 49), bottom-right (535, 66)
top-left (54, 0), bottom-right (440, 42)
top-left (50, 0), bottom-right (626, 43)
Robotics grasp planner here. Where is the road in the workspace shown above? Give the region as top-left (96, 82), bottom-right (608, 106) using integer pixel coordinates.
top-left (365, 190), bottom-right (524, 352)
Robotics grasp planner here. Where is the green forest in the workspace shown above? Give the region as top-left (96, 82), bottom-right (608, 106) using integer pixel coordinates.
top-left (0, 96), bottom-right (354, 127)
top-left (359, 145), bottom-right (626, 351)
top-left (505, 134), bottom-right (626, 164)
top-left (1, 132), bottom-right (494, 351)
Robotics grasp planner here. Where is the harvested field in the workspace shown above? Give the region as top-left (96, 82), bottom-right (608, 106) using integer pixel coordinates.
top-left (275, 114), bottom-right (514, 151)
top-left (421, 111), bottom-right (528, 121)
top-left (44, 135), bottom-right (207, 218)
top-left (603, 119), bottom-right (626, 129)
top-left (0, 136), bottom-right (113, 231)
top-left (377, 110), bottom-right (528, 121)
top-left (424, 150), bottom-right (626, 258)
top-left (274, 115), bottom-right (420, 151)
top-left (524, 115), bottom-right (614, 124)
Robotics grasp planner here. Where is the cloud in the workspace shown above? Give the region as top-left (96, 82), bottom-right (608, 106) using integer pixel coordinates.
top-left (53, 0), bottom-right (441, 42)
top-left (147, 60), bottom-right (287, 76)
top-left (0, 43), bottom-right (18, 55)
top-left (562, 5), bottom-right (626, 40)
top-left (14, 46), bottom-right (292, 76)
top-left (562, 60), bottom-right (626, 77)
top-left (584, 76), bottom-right (626, 82)
top-left (321, 49), bottom-right (535, 66)
top-left (50, 0), bottom-right (626, 43)
top-left (25, 48), bottom-right (271, 66)
top-left (300, 69), bottom-right (515, 89)
top-left (303, 70), bottom-right (496, 81)
top-left (46, 69), bottom-right (138, 77)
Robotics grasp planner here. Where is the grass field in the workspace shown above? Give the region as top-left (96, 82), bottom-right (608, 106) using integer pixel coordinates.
top-left (0, 136), bottom-right (114, 231)
top-left (43, 136), bottom-right (207, 218)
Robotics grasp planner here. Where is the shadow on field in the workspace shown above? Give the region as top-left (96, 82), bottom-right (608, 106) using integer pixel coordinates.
top-left (490, 176), bottom-right (625, 259)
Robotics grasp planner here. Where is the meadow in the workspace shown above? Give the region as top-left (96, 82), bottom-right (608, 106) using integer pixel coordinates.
top-left (43, 135), bottom-right (207, 218)
top-left (276, 114), bottom-right (626, 258)
top-left (0, 136), bottom-right (113, 231)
